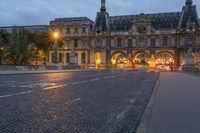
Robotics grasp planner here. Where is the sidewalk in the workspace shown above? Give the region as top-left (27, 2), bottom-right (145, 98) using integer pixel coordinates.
top-left (0, 69), bottom-right (90, 75)
top-left (138, 72), bottom-right (200, 133)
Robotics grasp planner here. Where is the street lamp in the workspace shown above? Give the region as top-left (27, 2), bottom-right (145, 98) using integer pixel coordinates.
top-left (53, 32), bottom-right (59, 64)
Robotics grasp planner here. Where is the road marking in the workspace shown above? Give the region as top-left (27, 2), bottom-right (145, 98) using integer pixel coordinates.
top-left (43, 84), bottom-right (67, 90)
top-left (89, 78), bottom-right (100, 82)
top-left (0, 91), bottom-right (33, 99)
top-left (20, 83), bottom-right (57, 89)
top-left (73, 98), bottom-right (81, 102)
top-left (72, 80), bottom-right (87, 85)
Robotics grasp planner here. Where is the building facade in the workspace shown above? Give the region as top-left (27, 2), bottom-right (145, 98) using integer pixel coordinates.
top-left (2, 25), bottom-right (49, 35)
top-left (1, 0), bottom-right (200, 69)
top-left (48, 0), bottom-right (200, 69)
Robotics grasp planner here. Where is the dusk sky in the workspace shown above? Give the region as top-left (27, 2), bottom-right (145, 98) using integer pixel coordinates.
top-left (0, 0), bottom-right (200, 26)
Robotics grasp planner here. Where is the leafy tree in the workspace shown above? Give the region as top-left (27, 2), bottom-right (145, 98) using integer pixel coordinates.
top-left (7, 27), bottom-right (35, 65)
top-left (0, 29), bottom-right (10, 64)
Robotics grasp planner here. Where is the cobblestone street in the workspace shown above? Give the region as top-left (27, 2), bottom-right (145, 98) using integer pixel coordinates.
top-left (0, 71), bottom-right (158, 133)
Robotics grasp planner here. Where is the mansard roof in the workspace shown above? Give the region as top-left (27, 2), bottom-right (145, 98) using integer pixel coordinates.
top-left (50, 17), bottom-right (94, 26)
top-left (108, 12), bottom-right (182, 31)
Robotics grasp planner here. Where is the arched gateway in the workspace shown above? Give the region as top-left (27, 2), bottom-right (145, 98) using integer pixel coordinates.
top-left (111, 52), bottom-right (127, 68)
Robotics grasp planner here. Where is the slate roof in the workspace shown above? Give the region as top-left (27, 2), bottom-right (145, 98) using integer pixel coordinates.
top-left (50, 17), bottom-right (94, 26)
top-left (108, 12), bottom-right (182, 31)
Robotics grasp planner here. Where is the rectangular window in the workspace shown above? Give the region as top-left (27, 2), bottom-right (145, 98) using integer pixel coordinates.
top-left (186, 36), bottom-right (193, 46)
top-left (74, 40), bottom-right (78, 48)
top-left (117, 38), bottom-right (122, 47)
top-left (96, 39), bottom-right (101, 48)
top-left (74, 28), bottom-right (78, 33)
top-left (128, 39), bottom-right (132, 47)
top-left (163, 36), bottom-right (168, 46)
top-left (66, 53), bottom-right (70, 63)
top-left (67, 28), bottom-right (70, 34)
top-left (139, 37), bottom-right (144, 47)
top-left (59, 53), bottom-right (63, 63)
top-left (82, 27), bottom-right (86, 33)
top-left (151, 38), bottom-right (156, 47)
top-left (81, 53), bottom-right (86, 64)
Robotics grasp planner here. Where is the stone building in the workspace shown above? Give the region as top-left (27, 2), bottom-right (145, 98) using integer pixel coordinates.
top-left (48, 0), bottom-right (200, 69)
top-left (1, 25), bottom-right (49, 35)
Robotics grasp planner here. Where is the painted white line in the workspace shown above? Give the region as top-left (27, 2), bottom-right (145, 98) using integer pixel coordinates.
top-left (72, 80), bottom-right (87, 85)
top-left (20, 83), bottom-right (56, 89)
top-left (43, 84), bottom-right (67, 90)
top-left (73, 98), bottom-right (81, 102)
top-left (89, 78), bottom-right (100, 82)
top-left (0, 91), bottom-right (33, 99)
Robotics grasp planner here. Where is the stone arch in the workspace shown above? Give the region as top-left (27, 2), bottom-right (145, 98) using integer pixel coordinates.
top-left (132, 51), bottom-right (150, 65)
top-left (156, 51), bottom-right (175, 65)
top-left (111, 51), bottom-right (127, 68)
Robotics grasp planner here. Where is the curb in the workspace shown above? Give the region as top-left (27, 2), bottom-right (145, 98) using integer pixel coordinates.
top-left (0, 69), bottom-right (94, 76)
top-left (136, 72), bottom-right (160, 133)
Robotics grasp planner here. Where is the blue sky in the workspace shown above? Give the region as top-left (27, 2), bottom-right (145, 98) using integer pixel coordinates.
top-left (0, 0), bottom-right (200, 26)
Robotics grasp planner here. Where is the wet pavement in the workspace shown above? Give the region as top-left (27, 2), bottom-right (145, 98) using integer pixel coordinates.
top-left (0, 70), bottom-right (158, 133)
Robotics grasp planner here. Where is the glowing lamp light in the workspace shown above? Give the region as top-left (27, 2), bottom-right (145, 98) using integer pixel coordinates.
top-left (54, 32), bottom-right (58, 39)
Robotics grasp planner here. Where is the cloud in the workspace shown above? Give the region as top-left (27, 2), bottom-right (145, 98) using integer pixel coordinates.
top-left (0, 0), bottom-right (199, 26)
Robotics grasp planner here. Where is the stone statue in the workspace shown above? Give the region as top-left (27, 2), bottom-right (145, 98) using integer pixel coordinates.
top-left (186, 47), bottom-right (194, 65)
top-left (182, 47), bottom-right (198, 71)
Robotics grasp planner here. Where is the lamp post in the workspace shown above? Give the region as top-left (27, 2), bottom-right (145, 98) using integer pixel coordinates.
top-left (53, 32), bottom-right (59, 64)
top-left (0, 47), bottom-right (3, 64)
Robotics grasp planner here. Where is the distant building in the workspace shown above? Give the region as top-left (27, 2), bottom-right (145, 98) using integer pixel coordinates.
top-left (1, 25), bottom-right (49, 34)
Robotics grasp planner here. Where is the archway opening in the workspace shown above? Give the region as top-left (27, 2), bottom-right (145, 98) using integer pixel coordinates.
top-left (111, 52), bottom-right (127, 69)
top-left (133, 52), bottom-right (150, 70)
top-left (95, 52), bottom-right (101, 69)
top-left (157, 52), bottom-right (174, 66)
top-left (156, 52), bottom-right (174, 70)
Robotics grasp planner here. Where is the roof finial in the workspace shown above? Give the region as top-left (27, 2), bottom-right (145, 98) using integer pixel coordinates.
top-left (100, 0), bottom-right (106, 12)
top-left (185, 0), bottom-right (193, 6)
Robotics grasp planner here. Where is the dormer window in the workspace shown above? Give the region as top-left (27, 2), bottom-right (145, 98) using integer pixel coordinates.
top-left (97, 30), bottom-right (100, 34)
top-left (138, 26), bottom-right (146, 34)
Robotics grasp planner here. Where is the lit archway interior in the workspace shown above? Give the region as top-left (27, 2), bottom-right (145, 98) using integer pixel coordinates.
top-left (111, 52), bottom-right (126, 68)
top-left (133, 52), bottom-right (150, 65)
top-left (95, 52), bottom-right (101, 69)
top-left (157, 52), bottom-right (174, 65)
